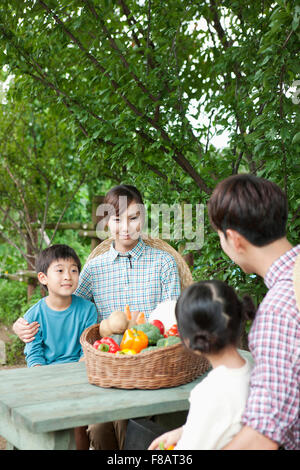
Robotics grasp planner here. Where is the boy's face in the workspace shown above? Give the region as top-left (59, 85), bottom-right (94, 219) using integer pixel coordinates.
top-left (38, 258), bottom-right (79, 297)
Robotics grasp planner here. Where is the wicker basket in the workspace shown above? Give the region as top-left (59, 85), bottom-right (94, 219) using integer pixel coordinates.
top-left (80, 324), bottom-right (210, 390)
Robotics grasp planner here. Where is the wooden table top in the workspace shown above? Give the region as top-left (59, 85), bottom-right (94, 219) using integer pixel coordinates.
top-left (0, 361), bottom-right (209, 434)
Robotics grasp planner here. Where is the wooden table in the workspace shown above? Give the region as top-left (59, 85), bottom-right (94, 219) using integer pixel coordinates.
top-left (0, 362), bottom-right (209, 450)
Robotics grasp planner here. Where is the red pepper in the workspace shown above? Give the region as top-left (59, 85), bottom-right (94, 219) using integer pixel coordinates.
top-left (94, 337), bottom-right (120, 353)
top-left (166, 324), bottom-right (179, 337)
top-left (93, 339), bottom-right (102, 349)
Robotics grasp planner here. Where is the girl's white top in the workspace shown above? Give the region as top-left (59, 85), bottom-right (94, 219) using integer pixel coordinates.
top-left (175, 354), bottom-right (253, 450)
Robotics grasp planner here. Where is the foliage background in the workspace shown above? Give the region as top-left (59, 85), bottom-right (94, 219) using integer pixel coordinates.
top-left (0, 1), bottom-right (299, 359)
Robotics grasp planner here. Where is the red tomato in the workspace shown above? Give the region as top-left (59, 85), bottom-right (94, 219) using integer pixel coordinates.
top-left (93, 340), bottom-right (102, 349)
top-left (166, 324), bottom-right (179, 337)
top-left (150, 319), bottom-right (165, 335)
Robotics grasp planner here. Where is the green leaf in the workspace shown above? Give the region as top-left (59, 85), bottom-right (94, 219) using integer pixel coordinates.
top-left (292, 132), bottom-right (300, 144)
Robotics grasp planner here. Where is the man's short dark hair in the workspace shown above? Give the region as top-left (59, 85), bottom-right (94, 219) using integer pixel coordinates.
top-left (36, 244), bottom-right (81, 275)
top-left (207, 174), bottom-right (288, 246)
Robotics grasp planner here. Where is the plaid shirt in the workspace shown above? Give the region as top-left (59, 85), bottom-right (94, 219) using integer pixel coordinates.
top-left (242, 244), bottom-right (300, 450)
top-left (75, 238), bottom-right (181, 321)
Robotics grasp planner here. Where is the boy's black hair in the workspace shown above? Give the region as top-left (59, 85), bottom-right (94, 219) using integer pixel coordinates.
top-left (36, 244), bottom-right (81, 275)
top-left (207, 174), bottom-right (288, 246)
top-left (175, 280), bottom-right (256, 354)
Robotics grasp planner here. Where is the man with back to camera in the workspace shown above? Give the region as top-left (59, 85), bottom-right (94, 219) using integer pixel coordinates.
top-left (207, 173), bottom-right (299, 450)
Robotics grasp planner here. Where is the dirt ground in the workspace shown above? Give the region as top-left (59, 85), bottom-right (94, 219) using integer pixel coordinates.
top-left (0, 323), bottom-right (26, 450)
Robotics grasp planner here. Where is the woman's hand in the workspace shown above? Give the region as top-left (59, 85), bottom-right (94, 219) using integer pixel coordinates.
top-left (13, 317), bottom-right (40, 343)
top-left (148, 427), bottom-right (183, 450)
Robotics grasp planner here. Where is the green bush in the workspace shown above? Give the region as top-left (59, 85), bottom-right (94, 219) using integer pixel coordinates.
top-left (0, 280), bottom-right (28, 326)
top-left (6, 334), bottom-right (25, 366)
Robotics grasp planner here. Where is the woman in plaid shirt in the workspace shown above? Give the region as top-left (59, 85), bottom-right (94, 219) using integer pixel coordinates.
top-left (208, 174), bottom-right (300, 450)
top-left (81, 184), bottom-right (181, 449)
top-left (75, 184), bottom-right (181, 321)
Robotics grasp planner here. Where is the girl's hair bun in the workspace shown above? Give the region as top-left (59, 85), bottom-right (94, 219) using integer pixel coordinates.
top-left (192, 331), bottom-right (212, 353)
top-left (175, 280), bottom-right (257, 355)
top-left (241, 294), bottom-right (256, 321)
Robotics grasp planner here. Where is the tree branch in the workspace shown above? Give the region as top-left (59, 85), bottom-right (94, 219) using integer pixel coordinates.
top-left (35, 6), bottom-right (210, 191)
top-left (47, 171), bottom-right (88, 246)
top-left (83, 0), bottom-right (158, 102)
top-left (0, 230), bottom-right (36, 269)
top-left (117, 0), bottom-right (155, 50)
top-left (38, 184), bottom-right (51, 252)
top-left (0, 206), bottom-right (35, 252)
top-left (209, 0), bottom-right (232, 49)
top-left (2, 10), bottom-right (210, 192)
top-left (2, 157), bottom-right (37, 251)
top-left (290, 205), bottom-right (300, 225)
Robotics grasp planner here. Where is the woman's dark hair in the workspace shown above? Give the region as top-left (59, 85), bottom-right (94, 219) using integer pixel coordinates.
top-left (207, 174), bottom-right (288, 246)
top-left (175, 280), bottom-right (256, 354)
top-left (98, 184), bottom-right (145, 229)
top-left (103, 185), bottom-right (144, 217)
top-left (36, 244), bottom-right (81, 275)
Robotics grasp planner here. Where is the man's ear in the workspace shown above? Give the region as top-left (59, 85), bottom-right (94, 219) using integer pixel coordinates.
top-left (37, 272), bottom-right (48, 286)
top-left (225, 229), bottom-right (248, 252)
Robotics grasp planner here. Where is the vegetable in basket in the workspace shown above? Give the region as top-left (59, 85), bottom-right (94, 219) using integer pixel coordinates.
top-left (134, 323), bottom-right (163, 345)
top-left (99, 310), bottom-right (128, 337)
top-left (120, 328), bottom-right (148, 353)
top-left (140, 345), bottom-right (160, 353)
top-left (156, 336), bottom-right (181, 348)
top-left (116, 349), bottom-right (137, 355)
top-left (93, 337), bottom-right (120, 353)
top-left (125, 305), bottom-right (145, 326)
top-left (165, 324), bottom-right (179, 337)
top-left (150, 319), bottom-right (165, 335)
top-left (99, 305), bottom-right (141, 338)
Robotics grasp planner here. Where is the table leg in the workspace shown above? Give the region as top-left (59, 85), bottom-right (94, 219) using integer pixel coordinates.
top-left (0, 411), bottom-right (76, 450)
top-left (51, 429), bottom-right (77, 450)
top-left (6, 441), bottom-right (17, 450)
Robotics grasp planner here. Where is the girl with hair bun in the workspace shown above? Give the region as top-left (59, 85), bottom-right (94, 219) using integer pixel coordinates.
top-left (149, 280), bottom-right (256, 450)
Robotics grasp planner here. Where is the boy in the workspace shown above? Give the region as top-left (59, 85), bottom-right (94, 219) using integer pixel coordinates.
top-left (24, 244), bottom-right (97, 367)
top-left (207, 174), bottom-right (300, 450)
top-left (23, 244), bottom-right (98, 449)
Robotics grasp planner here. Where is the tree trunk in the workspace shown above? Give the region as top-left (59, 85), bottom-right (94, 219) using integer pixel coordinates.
top-left (26, 227), bottom-right (38, 301)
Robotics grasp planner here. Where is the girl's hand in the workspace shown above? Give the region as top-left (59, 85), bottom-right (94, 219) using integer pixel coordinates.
top-left (12, 317), bottom-right (40, 343)
top-left (148, 427), bottom-right (183, 450)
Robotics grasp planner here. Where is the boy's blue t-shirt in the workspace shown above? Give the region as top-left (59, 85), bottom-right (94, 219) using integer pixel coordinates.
top-left (24, 294), bottom-right (98, 367)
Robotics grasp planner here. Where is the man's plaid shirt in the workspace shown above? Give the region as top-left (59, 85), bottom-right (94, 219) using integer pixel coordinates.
top-left (242, 244), bottom-right (300, 449)
top-left (75, 238), bottom-right (181, 321)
